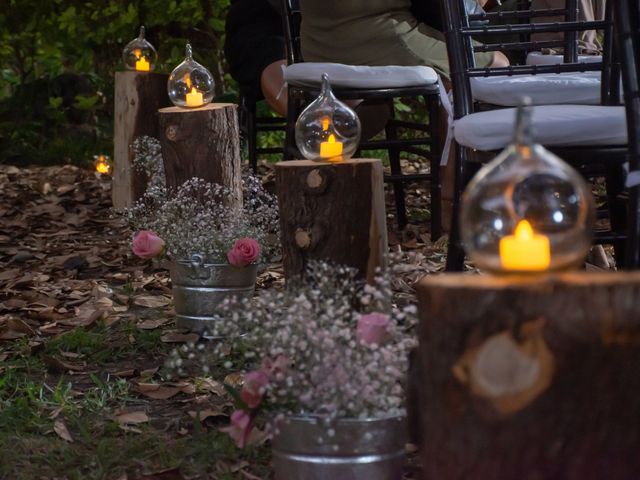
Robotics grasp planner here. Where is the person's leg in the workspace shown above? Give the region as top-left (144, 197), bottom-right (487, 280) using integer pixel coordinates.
top-left (260, 60), bottom-right (288, 116)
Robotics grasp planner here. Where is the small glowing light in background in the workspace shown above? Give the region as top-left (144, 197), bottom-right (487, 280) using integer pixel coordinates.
top-left (94, 155), bottom-right (112, 176)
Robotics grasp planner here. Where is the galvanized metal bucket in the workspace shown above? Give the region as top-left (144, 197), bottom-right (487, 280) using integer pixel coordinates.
top-left (170, 254), bottom-right (257, 333)
top-left (272, 415), bottom-right (406, 480)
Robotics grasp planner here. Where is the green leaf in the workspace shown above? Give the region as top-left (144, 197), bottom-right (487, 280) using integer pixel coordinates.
top-left (73, 94), bottom-right (99, 110)
top-left (48, 96), bottom-right (63, 108)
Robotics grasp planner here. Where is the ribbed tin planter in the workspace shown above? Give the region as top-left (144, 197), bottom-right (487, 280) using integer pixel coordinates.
top-left (272, 415), bottom-right (406, 480)
top-left (170, 254), bottom-right (257, 333)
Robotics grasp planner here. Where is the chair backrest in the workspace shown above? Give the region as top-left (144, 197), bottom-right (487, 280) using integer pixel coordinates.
top-left (282, 0), bottom-right (302, 65)
top-left (439, 0), bottom-right (615, 119)
top-left (614, 0), bottom-right (640, 267)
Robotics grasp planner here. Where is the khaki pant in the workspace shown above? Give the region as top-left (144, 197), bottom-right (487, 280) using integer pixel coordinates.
top-left (532, 0), bottom-right (607, 54)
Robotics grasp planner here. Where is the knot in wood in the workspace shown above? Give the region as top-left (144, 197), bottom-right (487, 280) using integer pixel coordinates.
top-left (165, 125), bottom-right (179, 141)
top-left (306, 169), bottom-right (324, 189)
top-left (294, 229), bottom-right (312, 249)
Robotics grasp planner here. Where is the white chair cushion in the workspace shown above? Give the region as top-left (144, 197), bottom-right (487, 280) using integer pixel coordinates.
top-left (471, 72), bottom-right (602, 106)
top-left (284, 63), bottom-right (439, 89)
top-left (526, 52), bottom-right (603, 65)
top-left (454, 105), bottom-right (627, 151)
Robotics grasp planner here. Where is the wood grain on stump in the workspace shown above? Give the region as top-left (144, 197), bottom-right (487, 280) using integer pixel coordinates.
top-left (275, 159), bottom-right (387, 282)
top-left (158, 103), bottom-right (241, 209)
top-left (113, 71), bottom-right (169, 208)
top-left (415, 272), bottom-right (640, 480)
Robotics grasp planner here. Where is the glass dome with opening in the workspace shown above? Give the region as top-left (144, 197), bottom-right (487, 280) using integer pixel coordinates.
top-left (295, 74), bottom-right (361, 162)
top-left (122, 26), bottom-right (157, 72)
top-left (460, 101), bottom-right (595, 274)
top-left (167, 44), bottom-right (215, 108)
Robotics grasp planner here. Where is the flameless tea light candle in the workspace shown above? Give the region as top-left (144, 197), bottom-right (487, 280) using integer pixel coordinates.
top-left (319, 134), bottom-right (343, 159)
top-left (499, 220), bottom-right (551, 272)
top-left (134, 49), bottom-right (151, 72)
top-left (183, 76), bottom-right (204, 108)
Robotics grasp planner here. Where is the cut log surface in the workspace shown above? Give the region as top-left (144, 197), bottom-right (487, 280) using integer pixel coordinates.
top-left (275, 159), bottom-right (387, 282)
top-left (415, 272), bottom-right (640, 480)
top-left (157, 103), bottom-right (241, 208)
top-left (113, 71), bottom-right (169, 208)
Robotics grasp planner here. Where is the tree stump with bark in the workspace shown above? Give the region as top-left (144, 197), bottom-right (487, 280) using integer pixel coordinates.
top-left (157, 103), bottom-right (242, 209)
top-left (275, 159), bottom-right (388, 282)
top-left (113, 71), bottom-right (169, 208)
top-left (415, 272), bottom-right (640, 480)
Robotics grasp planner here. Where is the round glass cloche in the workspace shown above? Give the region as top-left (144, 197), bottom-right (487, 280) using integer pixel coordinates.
top-left (122, 26), bottom-right (157, 72)
top-left (460, 101), bottom-right (595, 273)
top-left (295, 74), bottom-right (361, 162)
top-left (167, 44), bottom-right (215, 108)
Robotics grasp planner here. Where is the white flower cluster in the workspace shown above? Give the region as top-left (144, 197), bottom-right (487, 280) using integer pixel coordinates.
top-left (132, 136), bottom-right (165, 191)
top-left (121, 176), bottom-right (280, 263)
top-left (203, 261), bottom-right (418, 420)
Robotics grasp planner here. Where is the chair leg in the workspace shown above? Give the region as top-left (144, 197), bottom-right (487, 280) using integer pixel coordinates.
top-left (385, 107), bottom-right (408, 230)
top-left (284, 89), bottom-right (299, 160)
top-left (605, 165), bottom-right (627, 267)
top-left (445, 145), bottom-right (467, 271)
top-left (428, 94), bottom-right (442, 242)
top-left (247, 106), bottom-right (258, 173)
top-left (625, 186), bottom-right (640, 269)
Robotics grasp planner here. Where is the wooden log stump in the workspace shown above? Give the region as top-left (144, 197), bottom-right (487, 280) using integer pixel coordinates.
top-left (275, 159), bottom-right (387, 282)
top-left (157, 103), bottom-right (242, 208)
top-left (113, 71), bottom-right (169, 208)
top-left (415, 272), bottom-right (640, 480)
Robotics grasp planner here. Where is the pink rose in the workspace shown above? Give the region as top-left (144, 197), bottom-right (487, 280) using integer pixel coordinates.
top-left (227, 238), bottom-right (261, 267)
top-left (261, 355), bottom-right (289, 380)
top-left (220, 410), bottom-right (253, 448)
top-left (240, 370), bottom-right (269, 408)
top-left (356, 312), bottom-right (391, 345)
top-left (131, 230), bottom-right (165, 259)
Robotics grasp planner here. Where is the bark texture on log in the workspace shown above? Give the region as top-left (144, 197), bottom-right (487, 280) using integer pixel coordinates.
top-left (113, 71), bottom-right (169, 208)
top-left (415, 272), bottom-right (640, 480)
top-left (275, 159), bottom-right (387, 282)
top-left (157, 103), bottom-right (241, 208)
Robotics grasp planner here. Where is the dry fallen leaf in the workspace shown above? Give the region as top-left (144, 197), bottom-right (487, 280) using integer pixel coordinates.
top-left (188, 408), bottom-right (227, 421)
top-left (134, 295), bottom-right (171, 308)
top-left (136, 382), bottom-right (195, 400)
top-left (42, 355), bottom-right (86, 372)
top-left (0, 317), bottom-right (36, 339)
top-left (114, 411), bottom-right (149, 425)
top-left (223, 372), bottom-right (245, 389)
top-left (198, 377), bottom-right (226, 396)
top-left (137, 318), bottom-right (171, 330)
top-left (54, 418), bottom-right (73, 442)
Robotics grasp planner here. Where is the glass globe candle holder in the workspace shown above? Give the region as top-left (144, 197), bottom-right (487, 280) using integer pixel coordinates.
top-left (122, 26), bottom-right (157, 72)
top-left (167, 44), bottom-right (215, 108)
top-left (460, 101), bottom-right (595, 274)
top-left (295, 74), bottom-right (361, 162)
